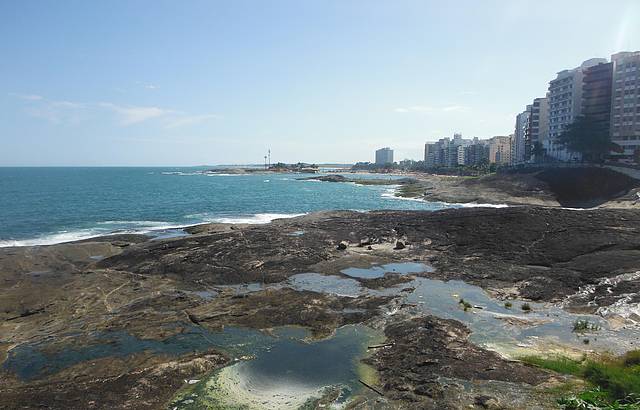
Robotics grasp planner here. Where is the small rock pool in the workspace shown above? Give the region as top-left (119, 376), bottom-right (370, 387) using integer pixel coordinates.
top-left (170, 325), bottom-right (381, 410)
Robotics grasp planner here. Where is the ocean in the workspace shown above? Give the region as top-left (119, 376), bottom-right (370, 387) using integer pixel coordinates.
top-left (0, 167), bottom-right (457, 247)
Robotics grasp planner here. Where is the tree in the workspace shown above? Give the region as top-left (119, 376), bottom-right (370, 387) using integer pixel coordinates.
top-left (531, 142), bottom-right (546, 163)
top-left (556, 116), bottom-right (619, 163)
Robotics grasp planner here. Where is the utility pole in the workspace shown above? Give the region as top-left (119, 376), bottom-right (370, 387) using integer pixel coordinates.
top-left (268, 149), bottom-right (271, 169)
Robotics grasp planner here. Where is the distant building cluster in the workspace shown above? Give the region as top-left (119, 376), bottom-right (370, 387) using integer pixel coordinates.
top-left (514, 51), bottom-right (640, 164)
top-left (373, 50), bottom-right (639, 169)
top-left (423, 134), bottom-right (511, 168)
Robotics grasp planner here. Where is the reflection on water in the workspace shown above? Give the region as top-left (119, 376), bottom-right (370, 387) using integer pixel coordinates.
top-left (341, 262), bottom-right (433, 279)
top-left (287, 269), bottom-right (640, 356)
top-left (288, 273), bottom-right (363, 297)
top-left (405, 277), bottom-right (639, 355)
top-left (3, 326), bottom-right (274, 381)
top-left (171, 325), bottom-right (380, 410)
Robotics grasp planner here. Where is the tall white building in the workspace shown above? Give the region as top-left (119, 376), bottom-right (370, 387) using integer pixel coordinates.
top-left (546, 58), bottom-right (607, 161)
top-left (513, 105), bottom-right (531, 164)
top-left (375, 147), bottom-right (394, 165)
top-left (610, 51), bottom-right (640, 162)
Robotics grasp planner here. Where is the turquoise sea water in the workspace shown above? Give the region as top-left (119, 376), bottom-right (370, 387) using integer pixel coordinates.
top-left (0, 167), bottom-right (457, 247)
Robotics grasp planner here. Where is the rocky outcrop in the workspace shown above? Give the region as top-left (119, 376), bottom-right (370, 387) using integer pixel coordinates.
top-left (1, 207), bottom-right (638, 409)
top-left (365, 316), bottom-right (552, 407)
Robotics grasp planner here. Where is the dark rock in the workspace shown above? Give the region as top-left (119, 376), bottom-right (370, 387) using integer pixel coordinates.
top-left (394, 240), bottom-right (406, 250)
top-left (336, 241), bottom-right (348, 250)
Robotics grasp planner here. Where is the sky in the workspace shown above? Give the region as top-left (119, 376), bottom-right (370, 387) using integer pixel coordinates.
top-left (1, 0), bottom-right (639, 166)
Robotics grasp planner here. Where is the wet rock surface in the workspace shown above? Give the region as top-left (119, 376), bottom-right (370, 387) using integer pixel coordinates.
top-left (1, 207), bottom-right (639, 409)
top-left (97, 207), bottom-right (640, 303)
top-left (365, 316), bottom-right (555, 409)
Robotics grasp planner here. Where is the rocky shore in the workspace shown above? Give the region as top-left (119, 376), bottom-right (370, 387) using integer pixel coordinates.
top-left (1, 206), bottom-right (639, 409)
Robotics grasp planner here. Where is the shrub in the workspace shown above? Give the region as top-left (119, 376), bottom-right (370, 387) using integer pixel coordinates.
top-left (458, 298), bottom-right (473, 311)
top-left (504, 301), bottom-right (512, 309)
top-left (583, 361), bottom-right (640, 401)
top-left (573, 319), bottom-right (601, 333)
top-left (521, 303), bottom-right (531, 312)
top-left (522, 350), bottom-right (640, 405)
top-left (623, 351), bottom-right (640, 368)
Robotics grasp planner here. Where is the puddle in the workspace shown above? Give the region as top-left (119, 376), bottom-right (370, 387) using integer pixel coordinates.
top-left (288, 273), bottom-right (363, 297)
top-left (89, 255), bottom-right (104, 261)
top-left (403, 277), bottom-right (640, 355)
top-left (184, 289), bottom-right (219, 301)
top-left (2, 326), bottom-right (276, 381)
top-left (171, 325), bottom-right (381, 410)
top-left (148, 229), bottom-right (190, 241)
top-left (287, 230), bottom-right (305, 237)
top-left (341, 262), bottom-right (433, 279)
top-left (287, 271), bottom-right (640, 356)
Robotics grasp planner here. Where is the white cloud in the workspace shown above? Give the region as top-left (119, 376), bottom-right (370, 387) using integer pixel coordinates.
top-left (11, 93), bottom-right (219, 128)
top-left (99, 103), bottom-right (173, 125)
top-left (394, 104), bottom-right (469, 114)
top-left (165, 113), bottom-right (221, 128)
top-left (393, 105), bottom-right (433, 113)
top-left (9, 93), bottom-right (44, 101)
top-left (442, 105), bottom-right (468, 112)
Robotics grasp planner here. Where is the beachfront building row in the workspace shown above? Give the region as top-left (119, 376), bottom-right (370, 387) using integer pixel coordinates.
top-left (515, 51), bottom-right (640, 164)
top-left (424, 134), bottom-right (513, 168)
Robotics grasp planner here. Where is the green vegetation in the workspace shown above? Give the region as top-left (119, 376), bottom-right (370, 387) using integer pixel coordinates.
top-left (521, 355), bottom-right (583, 376)
top-left (458, 298), bottom-right (473, 312)
top-left (520, 351), bottom-right (640, 408)
top-left (397, 182), bottom-right (428, 198)
top-left (521, 302), bottom-right (532, 312)
top-left (624, 351), bottom-right (640, 368)
top-left (573, 319), bottom-right (601, 333)
top-left (531, 141), bottom-right (546, 163)
top-left (556, 115), bottom-right (622, 163)
top-left (504, 301), bottom-right (512, 309)
top-left (558, 387), bottom-right (640, 410)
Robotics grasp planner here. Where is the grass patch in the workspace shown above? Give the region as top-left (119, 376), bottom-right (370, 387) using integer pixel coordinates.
top-left (520, 351), bottom-right (640, 407)
top-left (521, 355), bottom-right (583, 376)
top-left (521, 302), bottom-right (532, 312)
top-left (504, 301), bottom-right (512, 309)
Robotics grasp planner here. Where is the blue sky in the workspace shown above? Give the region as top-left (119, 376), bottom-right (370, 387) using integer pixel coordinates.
top-left (1, 0), bottom-right (639, 166)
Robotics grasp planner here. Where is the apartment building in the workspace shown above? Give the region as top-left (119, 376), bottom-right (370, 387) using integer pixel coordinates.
top-left (513, 105), bottom-right (531, 164)
top-left (546, 58), bottom-right (607, 161)
top-left (610, 51), bottom-right (640, 161)
top-left (525, 97), bottom-right (549, 162)
top-left (489, 136), bottom-right (512, 165)
top-left (375, 147), bottom-right (394, 165)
